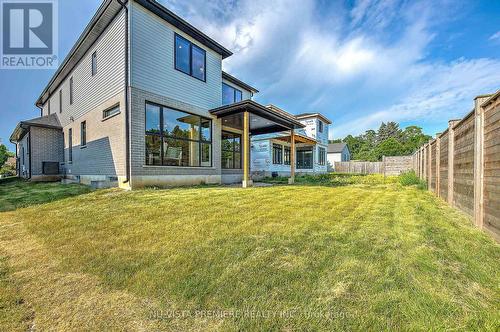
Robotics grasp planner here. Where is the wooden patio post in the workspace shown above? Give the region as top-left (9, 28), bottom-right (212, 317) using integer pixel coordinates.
top-left (242, 111), bottom-right (252, 188)
top-left (289, 128), bottom-right (295, 184)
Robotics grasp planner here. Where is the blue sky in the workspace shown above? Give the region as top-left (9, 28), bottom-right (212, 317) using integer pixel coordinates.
top-left (1, 0), bottom-right (499, 150)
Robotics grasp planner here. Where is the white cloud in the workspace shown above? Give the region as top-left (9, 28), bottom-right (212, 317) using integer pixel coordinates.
top-left (157, 0), bottom-right (500, 139)
top-left (489, 31), bottom-right (500, 41)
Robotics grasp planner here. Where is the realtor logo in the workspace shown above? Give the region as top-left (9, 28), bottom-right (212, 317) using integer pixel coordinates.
top-left (1, 0), bottom-right (58, 69)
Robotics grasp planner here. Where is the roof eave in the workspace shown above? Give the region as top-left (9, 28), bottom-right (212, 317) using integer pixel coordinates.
top-left (222, 71), bottom-right (259, 93)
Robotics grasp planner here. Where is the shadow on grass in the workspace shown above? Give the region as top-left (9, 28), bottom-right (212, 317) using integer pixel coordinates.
top-left (260, 173), bottom-right (399, 187)
top-left (0, 178), bottom-right (92, 212)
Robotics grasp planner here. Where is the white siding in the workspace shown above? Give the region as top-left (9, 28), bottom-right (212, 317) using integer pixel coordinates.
top-left (130, 2), bottom-right (223, 110)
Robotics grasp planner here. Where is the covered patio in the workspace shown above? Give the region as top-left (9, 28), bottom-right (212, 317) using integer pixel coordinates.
top-left (210, 100), bottom-right (305, 187)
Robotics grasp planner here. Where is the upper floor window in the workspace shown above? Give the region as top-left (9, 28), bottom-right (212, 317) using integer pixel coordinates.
top-left (68, 128), bottom-right (73, 162)
top-left (91, 52), bottom-right (97, 76)
top-left (59, 90), bottom-right (63, 113)
top-left (273, 144), bottom-right (283, 164)
top-left (70, 77), bottom-right (74, 105)
top-left (81, 121), bottom-right (87, 147)
top-left (318, 120), bottom-right (323, 133)
top-left (222, 83), bottom-right (243, 105)
top-left (174, 34), bottom-right (206, 82)
top-left (145, 102), bottom-right (212, 167)
top-left (48, 99), bottom-right (51, 115)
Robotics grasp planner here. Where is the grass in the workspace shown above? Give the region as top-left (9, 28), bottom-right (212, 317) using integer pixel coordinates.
top-left (261, 172), bottom-right (399, 186)
top-left (0, 177), bottom-right (91, 212)
top-left (0, 178), bottom-right (499, 330)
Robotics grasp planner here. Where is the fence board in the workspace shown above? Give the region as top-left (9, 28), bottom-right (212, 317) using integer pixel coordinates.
top-left (439, 132), bottom-right (449, 200)
top-left (453, 114), bottom-right (475, 217)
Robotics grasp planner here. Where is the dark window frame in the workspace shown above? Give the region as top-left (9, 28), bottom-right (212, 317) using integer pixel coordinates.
top-left (69, 77), bottom-right (74, 105)
top-left (221, 131), bottom-right (242, 169)
top-left (91, 51), bottom-right (97, 76)
top-left (174, 33), bottom-right (207, 82)
top-left (318, 120), bottom-right (323, 133)
top-left (80, 121), bottom-right (87, 147)
top-left (59, 90), bottom-right (63, 113)
top-left (222, 83), bottom-right (243, 105)
top-left (144, 101), bottom-right (213, 167)
top-left (68, 128), bottom-right (73, 163)
top-left (284, 146), bottom-right (291, 165)
top-left (103, 105), bottom-right (120, 120)
top-left (318, 147), bottom-right (326, 166)
top-left (48, 99), bottom-right (51, 114)
top-left (296, 147), bottom-right (313, 169)
top-left (273, 143), bottom-right (283, 165)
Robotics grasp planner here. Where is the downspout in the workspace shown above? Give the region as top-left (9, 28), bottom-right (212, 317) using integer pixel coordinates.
top-left (28, 128), bottom-right (32, 179)
top-left (116, 0), bottom-right (130, 186)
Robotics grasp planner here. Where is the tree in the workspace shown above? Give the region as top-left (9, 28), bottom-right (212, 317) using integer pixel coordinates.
top-left (0, 144), bottom-right (13, 168)
top-left (334, 122), bottom-right (430, 161)
top-left (372, 138), bottom-right (404, 160)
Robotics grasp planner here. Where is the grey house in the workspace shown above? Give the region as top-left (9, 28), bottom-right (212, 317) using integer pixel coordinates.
top-left (327, 143), bottom-right (351, 170)
top-left (10, 0), bottom-right (309, 189)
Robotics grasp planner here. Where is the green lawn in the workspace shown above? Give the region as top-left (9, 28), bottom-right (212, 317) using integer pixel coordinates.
top-left (0, 178), bottom-right (498, 331)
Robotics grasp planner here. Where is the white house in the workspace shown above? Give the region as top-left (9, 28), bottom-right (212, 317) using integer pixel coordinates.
top-left (327, 143), bottom-right (351, 170)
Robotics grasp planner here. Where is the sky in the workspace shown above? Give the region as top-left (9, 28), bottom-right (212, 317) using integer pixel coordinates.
top-left (1, 0), bottom-right (499, 150)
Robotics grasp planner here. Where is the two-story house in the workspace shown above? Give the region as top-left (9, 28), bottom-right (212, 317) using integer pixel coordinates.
top-left (10, 0), bottom-right (329, 189)
top-left (251, 110), bottom-right (331, 178)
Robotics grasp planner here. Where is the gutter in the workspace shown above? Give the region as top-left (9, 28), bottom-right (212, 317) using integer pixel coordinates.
top-left (116, 0), bottom-right (130, 185)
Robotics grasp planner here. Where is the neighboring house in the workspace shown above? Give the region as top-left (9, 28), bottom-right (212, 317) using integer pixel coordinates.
top-left (10, 0), bottom-right (327, 188)
top-left (327, 143), bottom-right (351, 170)
top-left (252, 110), bottom-right (331, 177)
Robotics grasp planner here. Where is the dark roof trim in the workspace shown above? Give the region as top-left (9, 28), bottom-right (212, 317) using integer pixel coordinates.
top-left (222, 71), bottom-right (259, 93)
top-left (137, 0), bottom-right (232, 59)
top-left (295, 113), bottom-right (332, 124)
top-left (210, 100), bottom-right (305, 130)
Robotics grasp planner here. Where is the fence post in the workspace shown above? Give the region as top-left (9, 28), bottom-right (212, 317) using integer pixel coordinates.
top-left (382, 156), bottom-right (386, 177)
top-left (427, 143), bottom-right (432, 190)
top-left (436, 134), bottom-right (441, 197)
top-left (448, 120), bottom-right (460, 205)
top-left (474, 96), bottom-right (487, 229)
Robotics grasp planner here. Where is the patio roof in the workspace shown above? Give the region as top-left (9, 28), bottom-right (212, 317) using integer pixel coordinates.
top-left (274, 133), bottom-right (317, 145)
top-left (210, 100), bottom-right (305, 135)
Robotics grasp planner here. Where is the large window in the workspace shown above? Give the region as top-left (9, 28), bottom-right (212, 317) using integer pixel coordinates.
top-left (145, 102), bottom-right (212, 167)
top-left (318, 120), bottom-right (323, 133)
top-left (284, 146), bottom-right (291, 165)
top-left (273, 144), bottom-right (283, 164)
top-left (318, 147), bottom-right (326, 165)
top-left (174, 34), bottom-right (206, 81)
top-left (222, 83), bottom-right (243, 105)
top-left (297, 147), bottom-right (313, 169)
top-left (221, 131), bottom-right (242, 169)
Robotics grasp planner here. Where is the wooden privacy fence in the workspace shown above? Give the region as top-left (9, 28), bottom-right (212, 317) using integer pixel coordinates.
top-left (412, 91), bottom-right (500, 242)
top-left (335, 156), bottom-right (413, 176)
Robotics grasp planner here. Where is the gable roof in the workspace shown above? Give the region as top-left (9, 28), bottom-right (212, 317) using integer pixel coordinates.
top-left (295, 113), bottom-right (332, 124)
top-left (222, 71), bottom-right (259, 93)
top-left (10, 114), bottom-right (62, 142)
top-left (328, 143), bottom-right (348, 153)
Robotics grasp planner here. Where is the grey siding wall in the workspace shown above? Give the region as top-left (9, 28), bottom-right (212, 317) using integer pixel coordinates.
top-left (130, 1), bottom-right (223, 110)
top-left (222, 78), bottom-right (252, 101)
top-left (30, 126), bottom-right (64, 176)
top-left (41, 11), bottom-right (126, 125)
top-left (38, 10), bottom-right (127, 180)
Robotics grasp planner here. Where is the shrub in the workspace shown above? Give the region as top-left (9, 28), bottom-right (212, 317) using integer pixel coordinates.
top-left (399, 171), bottom-right (427, 189)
